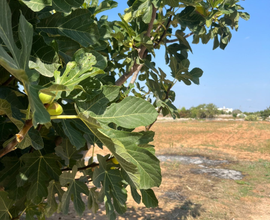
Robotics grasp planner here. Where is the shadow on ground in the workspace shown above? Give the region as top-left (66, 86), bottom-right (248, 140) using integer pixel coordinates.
top-left (119, 200), bottom-right (204, 220)
top-left (48, 200), bottom-right (204, 220)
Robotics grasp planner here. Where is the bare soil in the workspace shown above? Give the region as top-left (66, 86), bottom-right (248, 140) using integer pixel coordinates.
top-left (48, 120), bottom-right (270, 220)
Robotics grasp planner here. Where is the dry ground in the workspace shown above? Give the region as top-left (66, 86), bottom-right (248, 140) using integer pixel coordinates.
top-left (48, 120), bottom-right (270, 220)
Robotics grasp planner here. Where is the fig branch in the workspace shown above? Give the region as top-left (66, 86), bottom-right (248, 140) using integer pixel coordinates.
top-left (115, 5), bottom-right (157, 86)
top-left (0, 119), bottom-right (33, 158)
top-left (61, 158), bottom-right (115, 172)
top-left (145, 84), bottom-right (173, 131)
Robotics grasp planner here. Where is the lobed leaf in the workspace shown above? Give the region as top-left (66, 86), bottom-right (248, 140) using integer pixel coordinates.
top-left (0, 192), bottom-right (13, 220)
top-left (95, 97), bottom-right (158, 129)
top-left (37, 9), bottom-right (99, 47)
top-left (60, 166), bottom-right (89, 216)
top-left (18, 151), bottom-right (62, 204)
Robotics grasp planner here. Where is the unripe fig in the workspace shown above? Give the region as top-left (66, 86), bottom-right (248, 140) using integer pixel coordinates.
top-left (47, 102), bottom-right (63, 116)
top-left (195, 6), bottom-right (210, 17)
top-left (112, 157), bottom-right (119, 165)
top-left (39, 92), bottom-right (54, 104)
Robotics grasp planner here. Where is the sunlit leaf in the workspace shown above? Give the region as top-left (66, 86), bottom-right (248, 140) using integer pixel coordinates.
top-left (95, 97), bottom-right (158, 129)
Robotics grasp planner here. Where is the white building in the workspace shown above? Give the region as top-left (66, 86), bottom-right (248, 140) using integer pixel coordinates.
top-left (218, 106), bottom-right (233, 113)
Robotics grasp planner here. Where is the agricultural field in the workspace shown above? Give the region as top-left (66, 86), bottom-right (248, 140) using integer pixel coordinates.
top-left (49, 120), bottom-right (270, 220)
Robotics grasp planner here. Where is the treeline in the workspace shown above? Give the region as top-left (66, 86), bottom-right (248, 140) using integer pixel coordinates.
top-left (243, 107), bottom-right (270, 121)
top-left (178, 103), bottom-right (219, 119)
top-left (177, 104), bottom-right (270, 121)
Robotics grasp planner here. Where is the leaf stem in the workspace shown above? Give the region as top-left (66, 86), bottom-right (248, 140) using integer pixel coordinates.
top-left (50, 115), bottom-right (79, 120)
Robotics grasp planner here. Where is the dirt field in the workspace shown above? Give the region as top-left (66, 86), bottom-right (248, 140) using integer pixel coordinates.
top-left (48, 120), bottom-right (270, 220)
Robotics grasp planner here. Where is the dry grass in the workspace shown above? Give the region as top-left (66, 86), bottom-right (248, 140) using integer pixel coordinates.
top-left (149, 120), bottom-right (270, 161)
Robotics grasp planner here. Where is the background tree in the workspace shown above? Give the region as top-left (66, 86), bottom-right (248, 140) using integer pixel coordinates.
top-left (259, 107), bottom-right (270, 120)
top-left (0, 0), bottom-right (249, 219)
top-left (232, 109), bottom-right (242, 115)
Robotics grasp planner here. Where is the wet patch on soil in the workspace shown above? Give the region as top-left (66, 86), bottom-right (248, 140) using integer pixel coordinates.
top-left (190, 166), bottom-right (243, 180)
top-left (157, 155), bottom-right (229, 166)
top-left (157, 155), bottom-right (243, 180)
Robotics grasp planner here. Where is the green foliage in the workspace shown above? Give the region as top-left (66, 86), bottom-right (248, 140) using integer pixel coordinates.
top-left (232, 109), bottom-right (242, 115)
top-left (189, 103), bottom-right (219, 119)
top-left (259, 107), bottom-right (270, 120)
top-left (245, 114), bottom-right (259, 121)
top-left (0, 0), bottom-right (249, 219)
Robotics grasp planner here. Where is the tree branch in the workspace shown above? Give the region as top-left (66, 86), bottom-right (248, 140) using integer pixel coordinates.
top-left (0, 138), bottom-right (18, 158)
top-left (146, 6), bottom-right (157, 38)
top-left (165, 38), bottom-right (178, 43)
top-left (115, 5), bottom-right (157, 86)
top-left (165, 33), bottom-right (194, 43)
top-left (2, 76), bottom-right (15, 86)
top-left (129, 64), bottom-right (144, 84)
top-left (154, 8), bottom-right (173, 49)
top-left (184, 32), bottom-right (194, 38)
top-left (61, 162), bottom-right (99, 172)
top-left (0, 120), bottom-right (33, 158)
top-left (145, 85), bottom-right (172, 131)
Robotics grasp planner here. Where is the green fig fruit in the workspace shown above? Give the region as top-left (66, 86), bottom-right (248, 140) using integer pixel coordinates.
top-left (47, 102), bottom-right (63, 116)
top-left (39, 92), bottom-right (54, 104)
top-left (112, 157), bottom-right (119, 165)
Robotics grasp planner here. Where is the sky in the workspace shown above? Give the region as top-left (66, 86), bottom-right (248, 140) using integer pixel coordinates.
top-left (103, 1), bottom-right (270, 112)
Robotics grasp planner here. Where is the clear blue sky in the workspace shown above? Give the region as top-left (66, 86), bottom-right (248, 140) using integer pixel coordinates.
top-left (104, 1), bottom-right (270, 112)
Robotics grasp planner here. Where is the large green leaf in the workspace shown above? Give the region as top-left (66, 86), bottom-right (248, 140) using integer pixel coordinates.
top-left (165, 0), bottom-right (180, 7)
top-left (61, 120), bottom-right (85, 150)
top-left (78, 114), bottom-right (140, 188)
top-left (28, 127), bottom-right (44, 150)
top-left (37, 9), bottom-right (100, 47)
top-left (0, 192), bottom-right (13, 220)
top-left (55, 139), bottom-right (83, 166)
top-left (52, 0), bottom-right (84, 13)
top-left (130, 0), bottom-right (153, 23)
top-left (93, 155), bottom-right (127, 214)
top-left (140, 189), bottom-right (158, 208)
top-left (0, 88), bottom-right (25, 130)
top-left (189, 67), bottom-right (203, 85)
top-left (88, 187), bottom-right (99, 213)
top-left (95, 97), bottom-right (158, 129)
top-left (100, 128), bottom-right (161, 189)
top-left (21, 0), bottom-right (52, 12)
top-left (54, 49), bottom-right (106, 93)
top-left (17, 151), bottom-right (62, 204)
top-left (45, 180), bottom-right (64, 217)
top-left (32, 35), bottom-right (59, 63)
top-left (94, 0), bottom-right (118, 15)
top-left (76, 85), bottom-right (120, 117)
top-left (0, 157), bottom-right (22, 190)
top-left (29, 58), bottom-right (60, 78)
top-left (54, 36), bottom-right (81, 63)
top-left (0, 0), bottom-right (33, 83)
top-left (25, 84), bottom-right (51, 127)
top-left (59, 165), bottom-right (89, 216)
top-left (175, 30), bottom-right (193, 53)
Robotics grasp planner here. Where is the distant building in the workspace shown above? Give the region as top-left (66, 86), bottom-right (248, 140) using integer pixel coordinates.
top-left (218, 106), bottom-right (233, 113)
